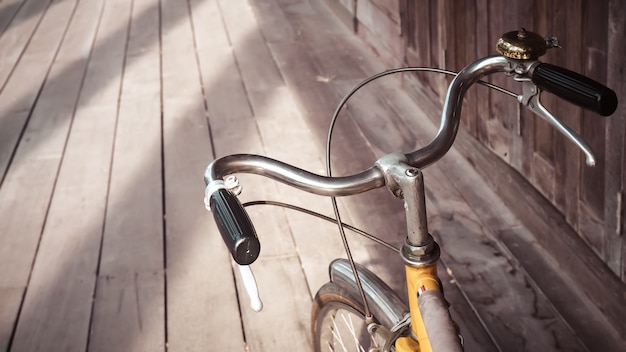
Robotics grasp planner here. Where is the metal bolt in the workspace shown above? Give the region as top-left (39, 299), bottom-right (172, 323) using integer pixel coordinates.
top-left (224, 175), bottom-right (242, 195)
top-left (405, 168), bottom-right (419, 177)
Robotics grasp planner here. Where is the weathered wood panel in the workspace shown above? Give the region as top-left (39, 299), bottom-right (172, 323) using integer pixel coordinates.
top-left (605, 0), bottom-right (626, 279)
top-left (327, 0), bottom-right (626, 283)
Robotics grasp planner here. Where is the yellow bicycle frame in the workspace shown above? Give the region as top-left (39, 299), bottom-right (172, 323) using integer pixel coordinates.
top-left (395, 264), bottom-right (441, 352)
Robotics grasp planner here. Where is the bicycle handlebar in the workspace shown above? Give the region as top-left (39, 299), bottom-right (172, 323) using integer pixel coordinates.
top-left (405, 56), bottom-right (509, 167)
top-left (205, 154), bottom-right (385, 197)
top-left (205, 54), bottom-right (618, 266)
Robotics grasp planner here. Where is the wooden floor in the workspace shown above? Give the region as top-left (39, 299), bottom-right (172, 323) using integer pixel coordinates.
top-left (0, 0), bottom-right (621, 351)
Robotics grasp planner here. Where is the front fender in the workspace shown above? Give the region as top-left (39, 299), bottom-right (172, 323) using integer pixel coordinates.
top-left (329, 258), bottom-right (409, 328)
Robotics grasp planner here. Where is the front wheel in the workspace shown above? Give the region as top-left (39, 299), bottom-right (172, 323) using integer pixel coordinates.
top-left (312, 282), bottom-right (390, 352)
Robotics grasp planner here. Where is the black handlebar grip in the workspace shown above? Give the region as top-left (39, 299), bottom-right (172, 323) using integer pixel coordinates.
top-left (209, 188), bottom-right (260, 265)
top-left (531, 63), bottom-right (618, 116)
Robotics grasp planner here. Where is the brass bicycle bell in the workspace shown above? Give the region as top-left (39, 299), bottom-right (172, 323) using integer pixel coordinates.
top-left (496, 28), bottom-right (557, 60)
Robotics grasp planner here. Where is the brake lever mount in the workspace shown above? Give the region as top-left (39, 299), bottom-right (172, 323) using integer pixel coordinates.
top-left (517, 79), bottom-right (597, 166)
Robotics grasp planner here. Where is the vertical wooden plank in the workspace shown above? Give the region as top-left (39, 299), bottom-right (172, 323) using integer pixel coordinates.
top-left (525, 0), bottom-right (556, 203)
top-left (398, 0), bottom-right (409, 56)
top-left (458, 0), bottom-right (478, 136)
top-left (474, 0), bottom-right (491, 150)
top-left (544, 1), bottom-right (582, 225)
top-left (439, 0), bottom-right (453, 71)
top-left (605, 0), bottom-right (626, 278)
top-left (485, 0), bottom-right (521, 164)
top-left (532, 0), bottom-right (555, 163)
top-left (578, 0), bottom-right (609, 258)
top-left (551, 1), bottom-right (587, 235)
top-left (163, 0), bottom-right (246, 350)
top-left (428, 0), bottom-right (438, 68)
top-left (87, 0), bottom-right (164, 351)
top-left (414, 0), bottom-right (430, 66)
top-left (426, 0), bottom-right (443, 95)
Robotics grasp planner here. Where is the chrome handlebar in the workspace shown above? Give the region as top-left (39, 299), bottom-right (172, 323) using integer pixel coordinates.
top-left (404, 56), bottom-right (510, 167)
top-left (205, 55), bottom-right (512, 195)
top-left (204, 154), bottom-right (385, 197)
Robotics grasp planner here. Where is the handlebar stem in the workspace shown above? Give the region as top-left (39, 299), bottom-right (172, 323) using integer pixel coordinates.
top-left (377, 154), bottom-right (441, 266)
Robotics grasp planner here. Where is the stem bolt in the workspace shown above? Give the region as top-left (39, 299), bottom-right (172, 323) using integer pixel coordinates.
top-left (405, 168), bottom-right (419, 177)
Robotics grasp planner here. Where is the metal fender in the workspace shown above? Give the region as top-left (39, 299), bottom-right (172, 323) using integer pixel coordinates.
top-left (329, 258), bottom-right (409, 328)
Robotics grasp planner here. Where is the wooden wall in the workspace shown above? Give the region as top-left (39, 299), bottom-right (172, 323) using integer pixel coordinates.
top-left (326, 0), bottom-right (626, 281)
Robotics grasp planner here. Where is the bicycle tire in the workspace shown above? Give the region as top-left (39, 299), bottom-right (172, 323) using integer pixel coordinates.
top-left (312, 282), bottom-right (391, 352)
top-left (312, 259), bottom-right (409, 351)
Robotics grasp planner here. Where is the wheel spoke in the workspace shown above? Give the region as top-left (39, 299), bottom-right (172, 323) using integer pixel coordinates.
top-left (313, 283), bottom-right (393, 352)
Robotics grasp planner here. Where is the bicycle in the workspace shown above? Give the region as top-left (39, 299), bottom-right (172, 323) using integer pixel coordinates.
top-left (203, 29), bottom-right (618, 352)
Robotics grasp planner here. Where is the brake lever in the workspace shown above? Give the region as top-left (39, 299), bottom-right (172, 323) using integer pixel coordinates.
top-left (518, 80), bottom-right (596, 166)
top-left (204, 178), bottom-right (263, 312)
top-left (238, 264), bottom-right (263, 312)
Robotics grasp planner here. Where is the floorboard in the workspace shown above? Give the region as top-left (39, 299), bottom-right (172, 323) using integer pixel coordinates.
top-left (0, 0), bottom-right (51, 89)
top-left (0, 0), bottom-right (88, 350)
top-left (161, 0), bottom-right (245, 350)
top-left (88, 0), bottom-right (164, 350)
